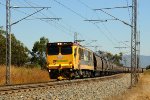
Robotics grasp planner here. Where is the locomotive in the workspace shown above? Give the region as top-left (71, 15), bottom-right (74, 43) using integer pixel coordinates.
top-left (46, 42), bottom-right (132, 80)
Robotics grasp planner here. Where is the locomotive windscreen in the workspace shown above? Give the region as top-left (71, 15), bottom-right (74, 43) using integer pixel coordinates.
top-left (47, 45), bottom-right (59, 55)
top-left (61, 46), bottom-right (72, 55)
top-left (47, 45), bottom-right (72, 55)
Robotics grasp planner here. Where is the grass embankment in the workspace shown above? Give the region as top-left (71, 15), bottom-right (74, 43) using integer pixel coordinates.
top-left (107, 70), bottom-right (150, 100)
top-left (0, 65), bottom-right (50, 85)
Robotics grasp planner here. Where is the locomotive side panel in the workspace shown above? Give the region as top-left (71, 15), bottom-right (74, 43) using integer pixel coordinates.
top-left (78, 47), bottom-right (94, 70)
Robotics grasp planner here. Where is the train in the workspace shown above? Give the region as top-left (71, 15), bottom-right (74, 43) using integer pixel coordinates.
top-left (46, 42), bottom-right (142, 80)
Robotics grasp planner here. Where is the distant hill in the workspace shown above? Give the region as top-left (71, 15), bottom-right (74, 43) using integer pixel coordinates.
top-left (122, 55), bottom-right (150, 68)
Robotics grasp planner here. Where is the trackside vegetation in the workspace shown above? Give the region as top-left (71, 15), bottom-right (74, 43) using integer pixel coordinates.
top-left (0, 29), bottom-right (49, 68)
top-left (0, 65), bottom-right (50, 85)
top-left (0, 30), bottom-right (29, 66)
top-left (146, 65), bottom-right (150, 70)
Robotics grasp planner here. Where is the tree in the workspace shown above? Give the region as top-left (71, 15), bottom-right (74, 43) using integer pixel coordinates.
top-left (97, 50), bottom-right (123, 66)
top-left (11, 34), bottom-right (30, 66)
top-left (146, 65), bottom-right (150, 70)
top-left (0, 29), bottom-right (6, 64)
top-left (112, 52), bottom-right (123, 66)
top-left (105, 52), bottom-right (113, 61)
top-left (0, 29), bottom-right (30, 66)
top-left (31, 37), bottom-right (49, 69)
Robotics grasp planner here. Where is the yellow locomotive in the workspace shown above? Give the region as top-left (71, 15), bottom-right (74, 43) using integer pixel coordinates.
top-left (46, 42), bottom-right (142, 80)
top-left (46, 42), bottom-right (94, 80)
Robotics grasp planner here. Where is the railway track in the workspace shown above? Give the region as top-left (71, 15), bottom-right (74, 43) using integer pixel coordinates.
top-left (0, 73), bottom-right (125, 95)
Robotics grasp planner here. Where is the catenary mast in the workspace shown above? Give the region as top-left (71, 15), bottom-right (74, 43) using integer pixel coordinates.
top-left (131, 0), bottom-right (139, 87)
top-left (6, 0), bottom-right (11, 85)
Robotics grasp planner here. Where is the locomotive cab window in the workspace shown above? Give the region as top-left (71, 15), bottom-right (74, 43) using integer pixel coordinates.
top-left (47, 45), bottom-right (59, 55)
top-left (61, 46), bottom-right (72, 55)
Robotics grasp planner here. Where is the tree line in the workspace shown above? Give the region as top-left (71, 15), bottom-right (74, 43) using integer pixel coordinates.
top-left (97, 51), bottom-right (123, 66)
top-left (0, 29), bottom-right (48, 69)
top-left (0, 29), bottom-right (29, 66)
top-left (146, 65), bottom-right (150, 70)
top-left (0, 29), bottom-right (123, 69)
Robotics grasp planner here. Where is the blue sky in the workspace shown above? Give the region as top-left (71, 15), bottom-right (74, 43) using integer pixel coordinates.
top-left (0, 0), bottom-right (150, 56)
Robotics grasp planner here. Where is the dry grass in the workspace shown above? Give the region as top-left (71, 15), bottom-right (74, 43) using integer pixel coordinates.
top-left (0, 65), bottom-right (6, 85)
top-left (106, 70), bottom-right (150, 100)
top-left (0, 65), bottom-right (50, 85)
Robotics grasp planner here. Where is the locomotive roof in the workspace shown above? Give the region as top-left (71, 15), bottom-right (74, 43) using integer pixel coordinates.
top-left (47, 42), bottom-right (93, 52)
top-left (47, 42), bottom-right (81, 46)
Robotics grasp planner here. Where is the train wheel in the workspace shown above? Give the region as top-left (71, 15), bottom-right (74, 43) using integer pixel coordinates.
top-left (79, 70), bottom-right (83, 79)
top-left (69, 72), bottom-right (75, 80)
top-left (49, 70), bottom-right (59, 79)
top-left (90, 71), bottom-right (95, 78)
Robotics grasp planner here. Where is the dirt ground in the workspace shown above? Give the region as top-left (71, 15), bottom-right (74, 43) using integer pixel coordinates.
top-left (109, 70), bottom-right (150, 100)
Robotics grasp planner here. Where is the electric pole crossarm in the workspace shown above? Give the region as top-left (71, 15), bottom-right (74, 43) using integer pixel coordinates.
top-left (37, 18), bottom-right (62, 20)
top-left (94, 9), bottom-right (132, 27)
top-left (10, 6), bottom-right (51, 9)
top-left (11, 8), bottom-right (45, 26)
top-left (84, 19), bottom-right (107, 22)
top-left (114, 47), bottom-right (129, 49)
top-left (84, 19), bottom-right (117, 22)
top-left (94, 6), bottom-right (132, 10)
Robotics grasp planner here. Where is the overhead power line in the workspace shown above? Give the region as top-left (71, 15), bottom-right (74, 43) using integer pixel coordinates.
top-left (125, 0), bottom-right (132, 22)
top-left (53, 0), bottom-right (87, 20)
top-left (77, 0), bottom-right (131, 49)
top-left (11, 8), bottom-right (46, 26)
top-left (53, 0), bottom-right (117, 46)
top-left (22, 0), bottom-right (75, 38)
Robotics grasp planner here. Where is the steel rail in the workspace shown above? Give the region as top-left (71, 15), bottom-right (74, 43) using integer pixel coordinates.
top-left (0, 74), bottom-right (125, 95)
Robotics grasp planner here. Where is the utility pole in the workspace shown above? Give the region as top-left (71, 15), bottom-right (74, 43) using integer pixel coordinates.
top-left (74, 32), bottom-right (84, 43)
top-left (74, 32), bottom-right (78, 43)
top-left (94, 0), bottom-right (139, 87)
top-left (6, 0), bottom-right (11, 85)
top-left (5, 1), bottom-right (50, 85)
top-left (131, 0), bottom-right (138, 87)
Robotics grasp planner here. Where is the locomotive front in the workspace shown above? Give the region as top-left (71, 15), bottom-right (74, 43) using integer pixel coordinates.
top-left (46, 42), bottom-right (74, 80)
